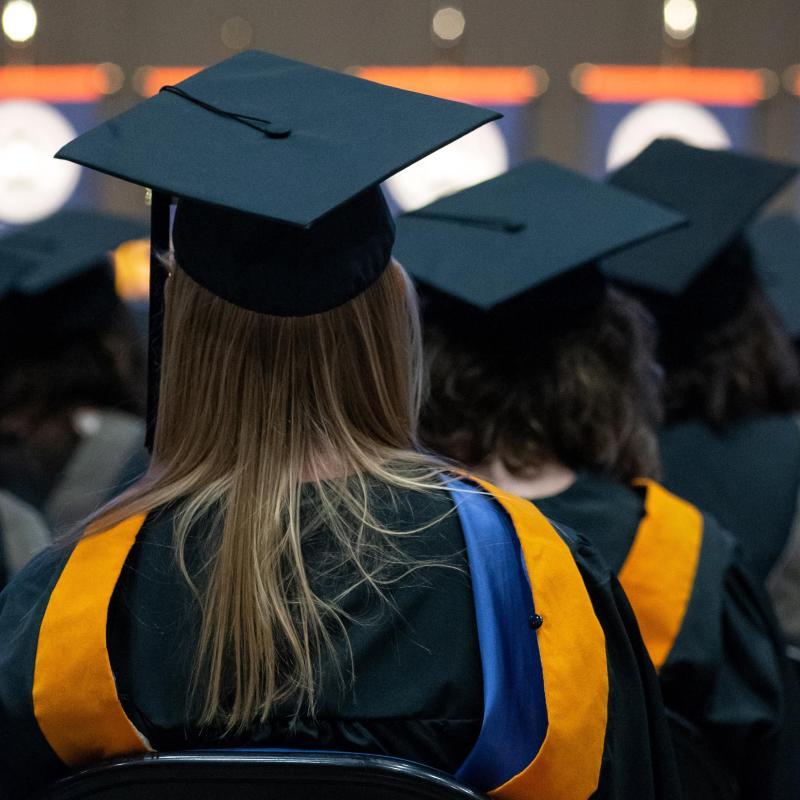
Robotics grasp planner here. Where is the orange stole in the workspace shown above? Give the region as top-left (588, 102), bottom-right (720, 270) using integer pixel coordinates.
top-left (472, 479), bottom-right (609, 800)
top-left (33, 515), bottom-right (152, 767)
top-left (619, 480), bottom-right (703, 671)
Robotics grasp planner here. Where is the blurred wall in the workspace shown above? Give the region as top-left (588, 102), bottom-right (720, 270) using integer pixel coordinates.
top-left (4, 0), bottom-right (799, 216)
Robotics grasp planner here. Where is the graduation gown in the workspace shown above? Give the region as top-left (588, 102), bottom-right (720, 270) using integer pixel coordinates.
top-left (659, 415), bottom-right (800, 583)
top-left (0, 475), bottom-right (679, 799)
top-left (535, 474), bottom-right (800, 799)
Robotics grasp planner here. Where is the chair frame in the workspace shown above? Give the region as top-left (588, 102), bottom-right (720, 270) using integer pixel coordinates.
top-left (38, 749), bottom-right (489, 800)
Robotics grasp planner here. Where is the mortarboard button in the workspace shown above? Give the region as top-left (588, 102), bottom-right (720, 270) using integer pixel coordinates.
top-left (529, 614), bottom-right (544, 630)
top-left (264, 122), bottom-right (291, 138)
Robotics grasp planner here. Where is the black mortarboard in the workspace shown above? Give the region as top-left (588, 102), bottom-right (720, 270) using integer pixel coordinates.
top-left (54, 50), bottom-right (498, 446)
top-left (394, 159), bottom-right (685, 323)
top-left (0, 209), bottom-right (146, 298)
top-left (748, 214), bottom-right (800, 339)
top-left (55, 49), bottom-right (499, 316)
top-left (0, 209), bottom-right (147, 345)
top-left (603, 139), bottom-right (799, 297)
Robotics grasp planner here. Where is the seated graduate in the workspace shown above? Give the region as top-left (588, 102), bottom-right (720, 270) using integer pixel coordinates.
top-left (400, 160), bottom-right (800, 799)
top-left (747, 214), bottom-right (800, 649)
top-left (603, 141), bottom-right (800, 591)
top-left (0, 210), bottom-right (149, 535)
top-left (0, 52), bottom-right (682, 800)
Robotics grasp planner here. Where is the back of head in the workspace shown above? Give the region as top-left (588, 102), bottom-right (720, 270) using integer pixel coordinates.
top-left (91, 257), bottom-right (443, 732)
top-left (421, 288), bottom-right (663, 484)
top-left (659, 241), bottom-right (800, 429)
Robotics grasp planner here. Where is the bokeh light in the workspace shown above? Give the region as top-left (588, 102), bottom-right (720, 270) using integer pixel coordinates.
top-left (432, 6), bottom-right (466, 45)
top-left (0, 100), bottom-right (81, 224)
top-left (2, 0), bottom-right (37, 44)
top-left (385, 121), bottom-right (508, 212)
top-left (663, 0), bottom-right (697, 41)
top-left (221, 16), bottom-right (252, 51)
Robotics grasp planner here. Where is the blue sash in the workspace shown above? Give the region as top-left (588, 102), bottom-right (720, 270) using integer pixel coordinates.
top-left (448, 479), bottom-right (548, 791)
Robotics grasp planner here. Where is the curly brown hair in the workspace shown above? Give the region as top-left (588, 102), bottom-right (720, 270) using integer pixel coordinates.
top-left (420, 288), bottom-right (663, 483)
top-left (660, 242), bottom-right (800, 429)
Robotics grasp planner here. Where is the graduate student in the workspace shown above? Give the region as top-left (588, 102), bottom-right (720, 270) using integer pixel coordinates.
top-left (402, 160), bottom-right (799, 800)
top-left (0, 210), bottom-right (149, 534)
top-left (0, 51), bottom-right (682, 800)
top-left (603, 140), bottom-right (800, 589)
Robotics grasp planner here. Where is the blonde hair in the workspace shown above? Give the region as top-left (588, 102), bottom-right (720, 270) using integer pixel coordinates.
top-left (86, 259), bottom-right (445, 732)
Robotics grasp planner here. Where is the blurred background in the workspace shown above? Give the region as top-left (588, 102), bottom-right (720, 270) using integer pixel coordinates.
top-left (2, 0), bottom-right (800, 234)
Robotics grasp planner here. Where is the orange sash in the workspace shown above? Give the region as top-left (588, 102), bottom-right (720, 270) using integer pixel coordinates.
top-left (618, 480), bottom-right (703, 671)
top-left (33, 515), bottom-right (152, 766)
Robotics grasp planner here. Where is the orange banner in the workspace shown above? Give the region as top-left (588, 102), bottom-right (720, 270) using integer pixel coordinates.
top-left (574, 64), bottom-right (769, 107)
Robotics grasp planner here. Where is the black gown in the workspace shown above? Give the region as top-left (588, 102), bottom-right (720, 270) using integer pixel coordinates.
top-left (659, 414), bottom-right (800, 582)
top-left (0, 478), bottom-right (680, 799)
top-left (535, 473), bottom-right (800, 799)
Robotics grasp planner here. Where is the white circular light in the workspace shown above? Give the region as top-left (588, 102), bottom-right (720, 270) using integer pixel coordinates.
top-left (606, 100), bottom-right (731, 172)
top-left (663, 0), bottom-right (697, 41)
top-left (385, 120), bottom-right (508, 212)
top-left (0, 100), bottom-right (81, 224)
top-left (432, 6), bottom-right (465, 44)
top-left (2, 0), bottom-right (37, 43)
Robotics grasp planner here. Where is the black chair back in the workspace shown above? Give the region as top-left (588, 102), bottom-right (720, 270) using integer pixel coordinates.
top-left (38, 750), bottom-right (489, 800)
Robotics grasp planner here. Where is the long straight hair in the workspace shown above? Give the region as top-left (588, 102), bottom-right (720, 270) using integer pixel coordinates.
top-left (85, 259), bottom-right (445, 732)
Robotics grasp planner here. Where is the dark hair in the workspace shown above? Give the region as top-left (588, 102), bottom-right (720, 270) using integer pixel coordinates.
top-left (0, 268), bottom-right (146, 502)
top-left (660, 243), bottom-right (800, 430)
top-left (420, 288), bottom-right (663, 483)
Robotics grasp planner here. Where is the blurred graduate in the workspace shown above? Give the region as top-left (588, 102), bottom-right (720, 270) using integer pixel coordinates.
top-left (0, 210), bottom-right (149, 536)
top-left (403, 160), bottom-right (800, 799)
top-left (0, 52), bottom-right (682, 799)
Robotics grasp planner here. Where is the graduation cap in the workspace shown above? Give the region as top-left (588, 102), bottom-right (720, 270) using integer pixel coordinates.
top-left (603, 139), bottom-right (799, 298)
top-left (0, 209), bottom-right (147, 297)
top-left (394, 159), bottom-right (686, 326)
top-left (0, 209), bottom-right (147, 345)
top-left (54, 49), bottom-right (499, 446)
top-left (55, 49), bottom-right (499, 315)
top-left (748, 214), bottom-right (800, 339)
